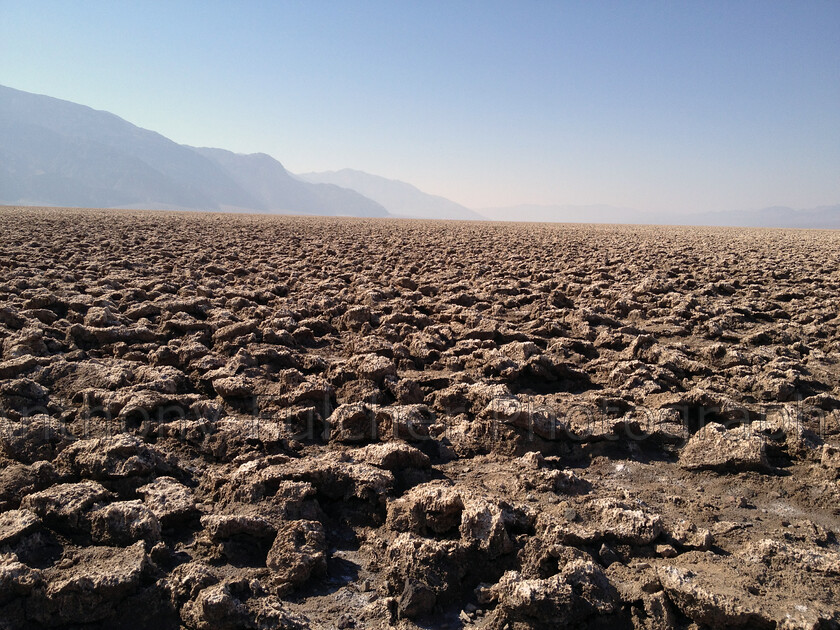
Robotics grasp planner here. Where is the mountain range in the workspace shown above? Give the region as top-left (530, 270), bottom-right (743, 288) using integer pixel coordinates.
top-left (0, 84), bottom-right (387, 216)
top-left (479, 204), bottom-right (840, 229)
top-left (1, 84), bottom-right (838, 228)
top-left (297, 169), bottom-right (484, 221)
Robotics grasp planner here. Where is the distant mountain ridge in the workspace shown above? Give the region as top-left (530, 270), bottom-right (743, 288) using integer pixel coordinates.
top-left (0, 84), bottom-right (388, 217)
top-left (478, 205), bottom-right (642, 224)
top-left (2, 85), bottom-right (837, 228)
top-left (683, 205), bottom-right (840, 229)
top-left (479, 204), bottom-right (840, 229)
top-left (297, 169), bottom-right (485, 221)
top-left (191, 148), bottom-right (389, 217)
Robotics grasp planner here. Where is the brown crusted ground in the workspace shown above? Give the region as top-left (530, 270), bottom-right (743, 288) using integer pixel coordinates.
top-left (0, 206), bottom-right (839, 629)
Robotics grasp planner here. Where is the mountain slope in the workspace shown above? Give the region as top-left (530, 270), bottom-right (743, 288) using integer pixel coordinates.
top-left (193, 148), bottom-right (387, 217)
top-left (297, 169), bottom-right (484, 220)
top-left (0, 84), bottom-right (387, 216)
top-left (0, 85), bottom-right (258, 210)
top-left (0, 118), bottom-right (202, 208)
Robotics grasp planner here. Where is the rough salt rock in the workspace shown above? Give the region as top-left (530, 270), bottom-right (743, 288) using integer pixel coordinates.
top-left (538, 498), bottom-right (663, 547)
top-left (203, 416), bottom-right (288, 462)
top-left (753, 410), bottom-right (822, 458)
top-left (467, 382), bottom-right (514, 410)
top-left (680, 423), bottom-right (771, 472)
top-left (353, 354), bottom-right (397, 384)
top-left (227, 456), bottom-right (393, 507)
top-left (28, 542), bottom-right (148, 625)
top-left (657, 563), bottom-right (770, 628)
top-left (0, 354), bottom-right (47, 379)
top-left (21, 308), bottom-right (56, 326)
top-left (0, 306), bottom-right (27, 330)
top-left (499, 340), bottom-right (542, 362)
top-left (388, 378), bottom-right (424, 405)
top-left (387, 482), bottom-right (464, 535)
top-left (668, 519), bottom-right (713, 551)
top-left (179, 582), bottom-right (249, 630)
top-left (338, 306), bottom-right (372, 331)
top-left (0, 509), bottom-right (41, 546)
top-left (54, 434), bottom-right (171, 482)
top-left (0, 378), bottom-right (49, 415)
top-left (327, 403), bottom-right (378, 443)
top-left (640, 591), bottom-right (678, 629)
top-left (158, 314), bottom-right (209, 336)
top-left (0, 414), bottom-right (72, 464)
top-left (376, 404), bottom-right (436, 441)
top-left (20, 480), bottom-right (112, 532)
top-left (180, 581), bottom-right (310, 630)
top-left (298, 317), bottom-right (335, 337)
top-left (385, 532), bottom-right (464, 618)
top-left (165, 561), bottom-right (220, 603)
top-left (482, 397), bottom-right (565, 440)
top-left (266, 520), bottom-right (327, 585)
top-left (201, 514), bottom-right (276, 541)
top-left (593, 498), bottom-right (663, 545)
top-left (226, 478), bottom-right (318, 524)
top-left (605, 560), bottom-right (664, 603)
top-left (158, 297), bottom-right (210, 318)
top-left (740, 538), bottom-right (840, 575)
top-left (551, 469), bottom-right (591, 495)
top-left (0, 461), bottom-right (55, 511)
top-left (83, 306), bottom-right (121, 328)
top-left (0, 552), bottom-right (44, 605)
top-left (658, 548), bottom-right (840, 629)
top-left (124, 302), bottom-right (161, 320)
top-left (114, 390), bottom-right (200, 424)
top-left (459, 499), bottom-right (512, 558)
top-left (282, 379), bottom-right (334, 406)
top-left (488, 560), bottom-right (619, 630)
top-left (213, 319), bottom-right (259, 344)
top-left (2, 328), bottom-right (48, 359)
top-left (89, 500), bottom-right (161, 546)
top-left (518, 466), bottom-right (579, 494)
top-left (137, 476), bottom-right (198, 524)
top-left (212, 375), bottom-right (253, 398)
top-left (430, 383), bottom-right (471, 414)
top-left (336, 378), bottom-right (384, 406)
top-left (355, 442), bottom-right (431, 470)
top-left (190, 399), bottom-right (226, 422)
top-left (399, 578), bottom-right (437, 619)
top-left (821, 444), bottom-right (840, 477)
top-left (519, 451), bottom-right (545, 469)
top-left (408, 333), bottom-right (446, 364)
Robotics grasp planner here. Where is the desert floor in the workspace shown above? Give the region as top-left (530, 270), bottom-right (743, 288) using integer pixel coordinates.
top-left (1, 206), bottom-right (839, 629)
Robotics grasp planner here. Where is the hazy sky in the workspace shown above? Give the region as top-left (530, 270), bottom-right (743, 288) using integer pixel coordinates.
top-left (2, 1), bottom-right (839, 212)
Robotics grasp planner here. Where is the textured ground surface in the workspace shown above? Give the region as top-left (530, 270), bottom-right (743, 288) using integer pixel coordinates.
top-left (1, 206), bottom-right (839, 629)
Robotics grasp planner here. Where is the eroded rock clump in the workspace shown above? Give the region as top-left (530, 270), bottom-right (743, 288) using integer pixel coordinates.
top-left (0, 207), bottom-right (839, 628)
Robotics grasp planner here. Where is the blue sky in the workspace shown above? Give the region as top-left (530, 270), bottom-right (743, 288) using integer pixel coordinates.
top-left (1, 1), bottom-right (838, 212)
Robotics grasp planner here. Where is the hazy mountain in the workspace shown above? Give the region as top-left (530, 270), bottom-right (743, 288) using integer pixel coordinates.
top-left (478, 204), bottom-right (647, 224)
top-left (192, 148), bottom-right (388, 217)
top-left (479, 204), bottom-right (840, 229)
top-left (297, 169), bottom-right (485, 221)
top-left (4, 85), bottom-right (836, 227)
top-left (675, 205), bottom-right (840, 229)
top-left (0, 84), bottom-right (387, 217)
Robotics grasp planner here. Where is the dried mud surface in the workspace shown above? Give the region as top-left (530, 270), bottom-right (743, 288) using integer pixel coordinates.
top-left (1, 206), bottom-right (840, 629)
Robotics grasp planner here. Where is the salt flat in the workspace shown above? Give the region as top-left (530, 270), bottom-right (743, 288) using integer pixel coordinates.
top-left (1, 206), bottom-right (839, 629)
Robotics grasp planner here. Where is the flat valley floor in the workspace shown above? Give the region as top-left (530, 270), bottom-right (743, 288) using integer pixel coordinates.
top-left (1, 207), bottom-right (839, 629)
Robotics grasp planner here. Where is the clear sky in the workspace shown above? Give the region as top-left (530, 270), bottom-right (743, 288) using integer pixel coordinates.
top-left (2, 1), bottom-right (839, 213)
